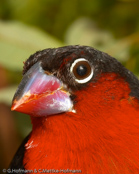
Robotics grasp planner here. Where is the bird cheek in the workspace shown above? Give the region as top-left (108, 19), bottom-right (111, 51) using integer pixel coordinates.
top-left (11, 62), bottom-right (73, 117)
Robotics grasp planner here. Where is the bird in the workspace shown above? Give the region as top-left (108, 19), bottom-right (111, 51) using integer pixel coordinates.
top-left (9, 45), bottom-right (139, 174)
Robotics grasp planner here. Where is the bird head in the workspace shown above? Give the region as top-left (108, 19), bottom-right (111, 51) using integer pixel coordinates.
top-left (11, 45), bottom-right (139, 120)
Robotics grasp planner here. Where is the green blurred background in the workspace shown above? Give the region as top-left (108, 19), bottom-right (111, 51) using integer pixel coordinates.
top-left (0, 0), bottom-right (139, 170)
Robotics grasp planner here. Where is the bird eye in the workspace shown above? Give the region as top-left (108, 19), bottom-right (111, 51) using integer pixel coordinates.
top-left (70, 58), bottom-right (94, 83)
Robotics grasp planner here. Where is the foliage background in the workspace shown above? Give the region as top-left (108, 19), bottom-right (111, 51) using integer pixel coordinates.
top-left (0, 0), bottom-right (139, 170)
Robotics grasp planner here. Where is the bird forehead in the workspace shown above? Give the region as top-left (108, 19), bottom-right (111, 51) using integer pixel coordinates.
top-left (23, 47), bottom-right (94, 76)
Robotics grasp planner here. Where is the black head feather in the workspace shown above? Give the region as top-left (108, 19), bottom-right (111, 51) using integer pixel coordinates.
top-left (23, 45), bottom-right (139, 100)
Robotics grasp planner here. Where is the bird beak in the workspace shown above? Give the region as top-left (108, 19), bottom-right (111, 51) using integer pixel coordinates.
top-left (11, 62), bottom-right (73, 117)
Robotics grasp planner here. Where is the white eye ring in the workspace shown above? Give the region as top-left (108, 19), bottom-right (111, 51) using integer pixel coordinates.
top-left (70, 58), bottom-right (94, 84)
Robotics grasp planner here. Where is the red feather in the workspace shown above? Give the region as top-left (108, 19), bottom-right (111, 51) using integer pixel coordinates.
top-left (23, 73), bottom-right (139, 173)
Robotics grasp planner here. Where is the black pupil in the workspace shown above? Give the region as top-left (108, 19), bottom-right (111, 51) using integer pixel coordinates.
top-left (76, 65), bottom-right (87, 76)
